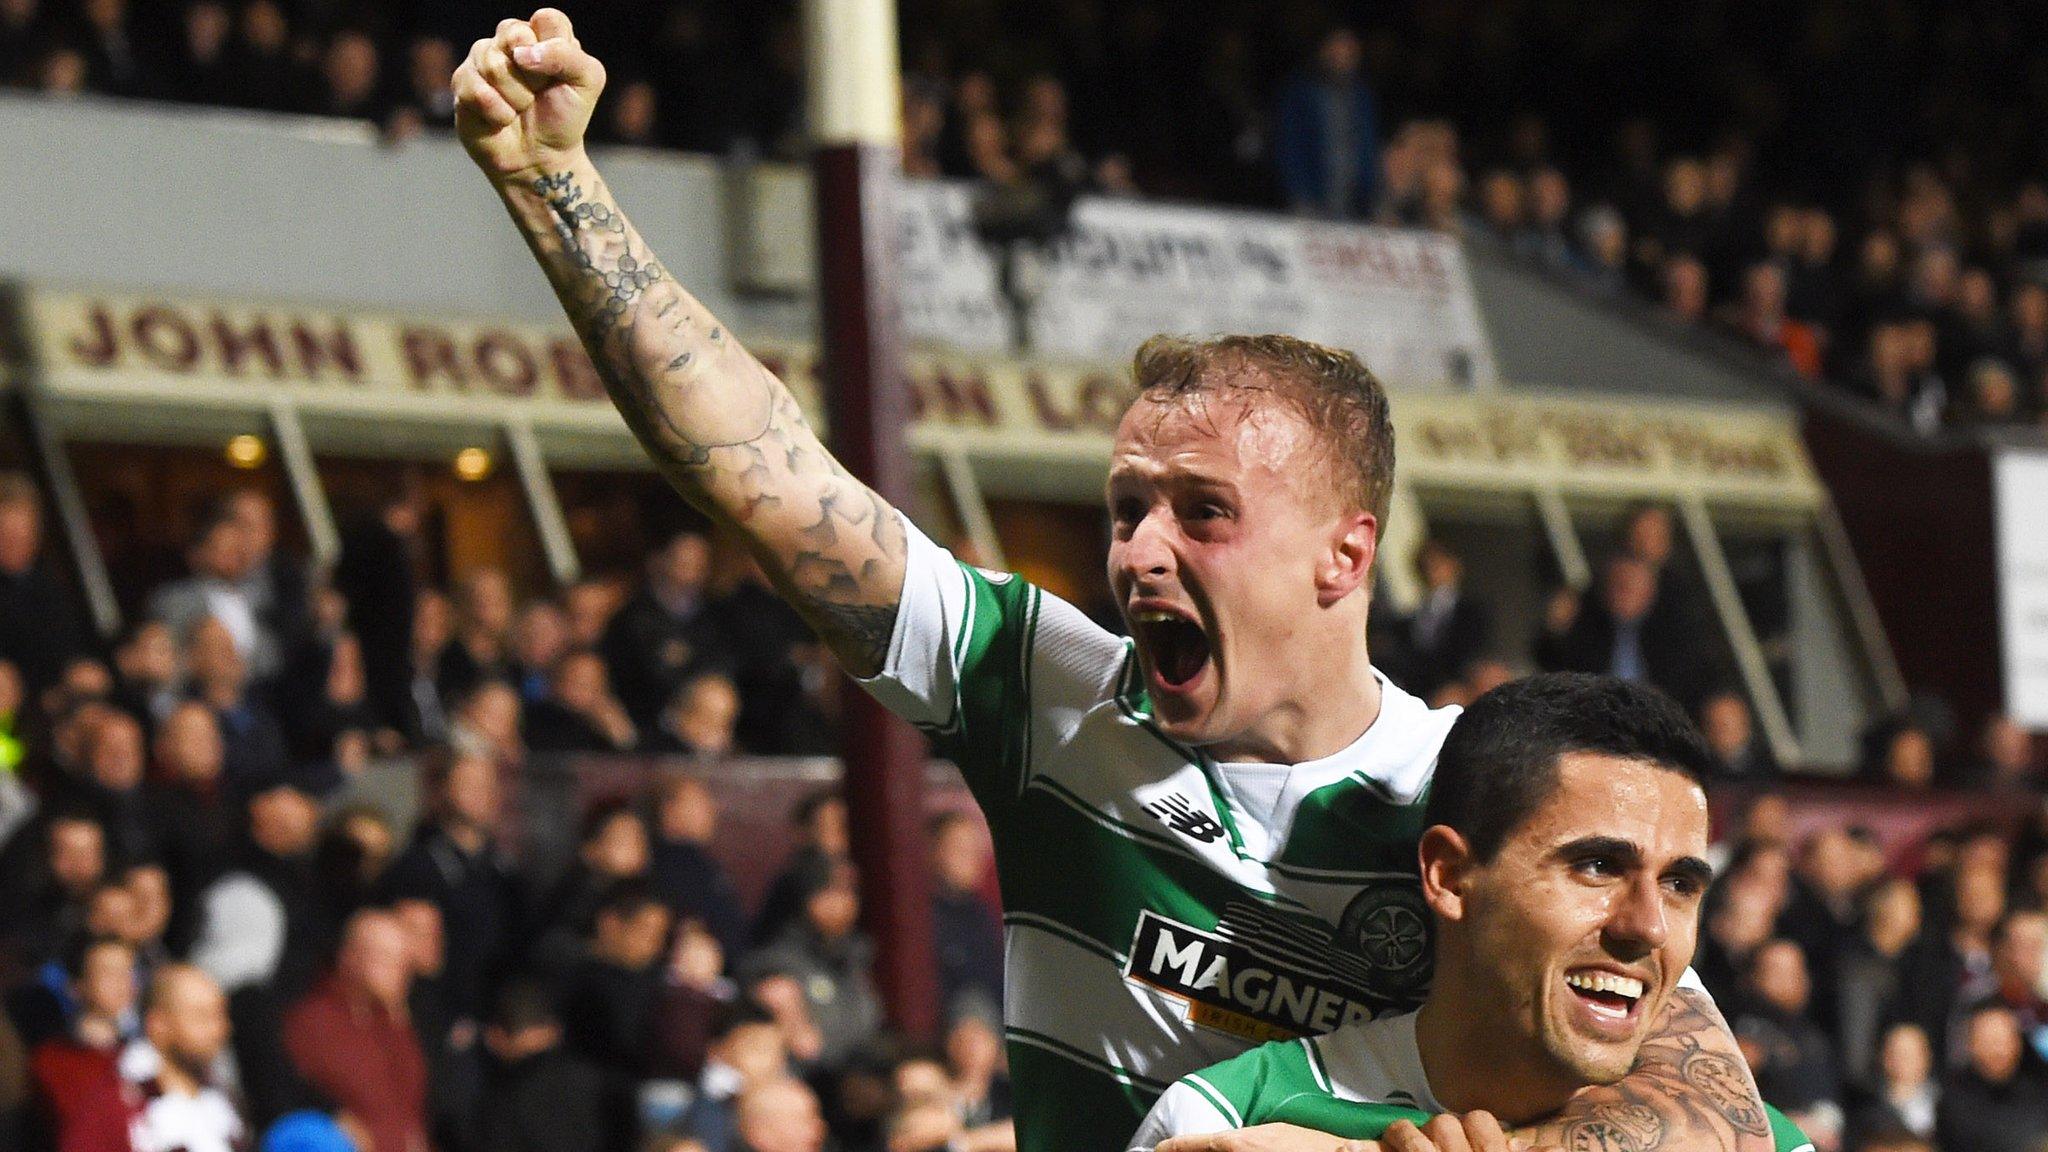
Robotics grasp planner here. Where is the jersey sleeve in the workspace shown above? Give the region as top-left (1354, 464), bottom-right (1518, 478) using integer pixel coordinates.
top-left (854, 514), bottom-right (1124, 810)
top-left (1767, 1105), bottom-right (1814, 1152)
top-left (1127, 1079), bottom-right (1239, 1152)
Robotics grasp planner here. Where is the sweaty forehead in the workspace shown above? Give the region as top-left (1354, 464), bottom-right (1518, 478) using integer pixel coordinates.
top-left (1531, 754), bottom-right (1709, 854)
top-left (1111, 389), bottom-right (1321, 482)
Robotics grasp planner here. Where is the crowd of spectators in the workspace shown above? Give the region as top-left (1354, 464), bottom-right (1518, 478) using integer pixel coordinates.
top-left (8, 1), bottom-right (2048, 433)
top-left (0, 471), bottom-right (1010, 1152)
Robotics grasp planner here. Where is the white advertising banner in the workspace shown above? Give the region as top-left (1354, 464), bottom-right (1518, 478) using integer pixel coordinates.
top-left (894, 181), bottom-right (1499, 391)
top-left (1997, 450), bottom-right (2048, 729)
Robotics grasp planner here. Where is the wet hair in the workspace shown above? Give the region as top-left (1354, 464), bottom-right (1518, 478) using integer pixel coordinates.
top-left (1130, 333), bottom-right (1395, 524)
top-left (1425, 673), bottom-right (1714, 863)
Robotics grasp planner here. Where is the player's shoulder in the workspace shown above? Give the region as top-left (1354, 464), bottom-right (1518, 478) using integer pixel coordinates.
top-left (1344, 673), bottom-right (1460, 805)
top-left (1176, 1033), bottom-right (1326, 1118)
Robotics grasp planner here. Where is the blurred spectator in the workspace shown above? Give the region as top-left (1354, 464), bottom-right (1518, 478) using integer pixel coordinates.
top-left (1397, 537), bottom-right (1491, 702)
top-left (1661, 253), bottom-right (1710, 324)
top-left (75, 0), bottom-right (146, 96)
top-left (649, 772), bottom-right (748, 964)
top-left (715, 561), bottom-right (833, 756)
top-left (439, 567), bottom-right (515, 704)
top-left (335, 481), bottom-right (423, 737)
top-left (390, 896), bottom-right (470, 1152)
top-left (1836, 879), bottom-right (1922, 1089)
top-left (559, 881), bottom-right (675, 1151)
top-left (525, 648), bottom-right (638, 753)
top-left (146, 703), bottom-right (239, 916)
top-left (0, 474), bottom-right (87, 696)
top-left (224, 489), bottom-right (309, 666)
top-left (1936, 1003), bottom-right (2048, 1152)
top-left (54, 708), bottom-right (154, 865)
top-left (28, 937), bottom-right (140, 1149)
top-left (111, 619), bottom-right (181, 730)
top-left (1956, 911), bottom-right (2048, 1065)
top-left (185, 615), bottom-right (291, 790)
top-left (733, 1077), bottom-right (826, 1152)
top-left (752, 791), bottom-right (849, 947)
top-left (122, 964), bottom-right (243, 1152)
top-left (1733, 938), bottom-right (1841, 1115)
top-left (478, 977), bottom-right (608, 1152)
top-left (510, 599), bottom-right (569, 707)
top-left (1274, 27), bottom-right (1380, 219)
top-left (284, 909), bottom-right (428, 1152)
top-left (0, 0), bottom-right (39, 87)
top-left (647, 670), bottom-right (740, 758)
top-left (603, 528), bottom-right (731, 731)
top-left (382, 750), bottom-right (519, 1026)
top-left (0, 807), bottom-right (107, 970)
top-left (596, 76), bottom-right (661, 148)
top-left (316, 28), bottom-right (385, 123)
top-left (563, 578), bottom-right (620, 651)
top-left (680, 1000), bottom-right (789, 1152)
top-left (531, 799), bottom-right (652, 976)
top-left (741, 855), bottom-right (882, 1074)
top-left (1849, 1023), bottom-right (1938, 1147)
top-left (396, 36), bottom-right (455, 128)
top-left (406, 589), bottom-right (455, 746)
top-left (1898, 862), bottom-right (2005, 1061)
top-left (1536, 553), bottom-right (1713, 707)
top-left (1700, 691), bottom-right (1775, 780)
top-left (1874, 724), bottom-right (1937, 790)
top-left (149, 508), bottom-right (277, 684)
top-left (1964, 714), bottom-right (2040, 790)
top-left (946, 1007), bottom-right (1013, 1135)
top-left (165, 0), bottom-right (237, 106)
top-left (448, 678), bottom-right (523, 770)
top-left (928, 811), bottom-right (1000, 1016)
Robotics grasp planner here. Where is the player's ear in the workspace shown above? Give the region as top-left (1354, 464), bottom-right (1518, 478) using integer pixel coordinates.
top-left (1418, 824), bottom-right (1473, 922)
top-left (1316, 510), bottom-right (1377, 607)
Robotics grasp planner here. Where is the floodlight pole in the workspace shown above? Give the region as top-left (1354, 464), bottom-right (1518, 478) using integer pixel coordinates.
top-left (804, 0), bottom-right (939, 1039)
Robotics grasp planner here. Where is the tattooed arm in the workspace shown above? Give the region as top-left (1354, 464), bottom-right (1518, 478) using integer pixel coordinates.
top-left (1507, 989), bottom-right (1774, 1152)
top-left (452, 9), bottom-right (904, 674)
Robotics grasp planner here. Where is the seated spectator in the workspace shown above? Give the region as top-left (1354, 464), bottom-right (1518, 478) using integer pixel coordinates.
top-left (0, 807), bottom-right (107, 971)
top-left (559, 881), bottom-right (676, 1148)
top-left (1398, 537), bottom-right (1490, 701)
top-left (649, 772), bottom-right (749, 964)
top-left (733, 1078), bottom-right (826, 1152)
top-left (478, 978), bottom-right (608, 1152)
top-left (28, 937), bottom-right (141, 1148)
top-left (679, 1000), bottom-right (789, 1152)
top-left (1956, 911), bottom-right (2048, 1065)
top-left (648, 917), bottom-right (733, 1087)
top-left (0, 474), bottom-right (87, 695)
top-left (1835, 879), bottom-right (1922, 1089)
top-left (390, 897), bottom-right (470, 1152)
top-left (1898, 862), bottom-right (2004, 1064)
top-left (120, 964), bottom-right (244, 1152)
top-left (531, 800), bottom-right (653, 976)
top-left (928, 811), bottom-right (1001, 1014)
top-left (1781, 826), bottom-right (1873, 1014)
top-left (1699, 690), bottom-right (1776, 779)
top-left (645, 671), bottom-right (740, 758)
top-left (1963, 713), bottom-right (2039, 790)
top-left (753, 791), bottom-right (849, 948)
top-left (946, 1006), bottom-right (1013, 1135)
top-left (149, 508), bottom-right (279, 685)
top-left (1733, 938), bottom-right (1841, 1116)
top-left (51, 708), bottom-right (156, 866)
top-left (603, 527), bottom-right (731, 730)
top-left (509, 599), bottom-right (570, 707)
top-left (382, 750), bottom-right (520, 1027)
top-left (563, 578), bottom-right (621, 651)
top-left (1871, 723), bottom-right (1936, 790)
top-left (1850, 1023), bottom-right (1938, 1148)
top-left (185, 615), bottom-right (290, 791)
top-left (224, 0), bottom-right (310, 113)
top-left (283, 909), bottom-right (429, 1152)
top-left (110, 619), bottom-right (182, 731)
top-left (439, 568), bottom-right (515, 705)
top-left (1536, 553), bottom-right (1714, 707)
top-left (524, 649), bottom-right (638, 753)
top-left (313, 28), bottom-right (387, 123)
top-left (741, 855), bottom-right (882, 1075)
top-left (1937, 1003), bottom-right (2048, 1152)
top-left (448, 679), bottom-right (524, 770)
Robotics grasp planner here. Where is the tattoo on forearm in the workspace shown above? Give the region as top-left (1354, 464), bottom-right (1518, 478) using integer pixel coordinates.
top-left (1532, 990), bottom-right (1772, 1152)
top-left (519, 169), bottom-right (905, 674)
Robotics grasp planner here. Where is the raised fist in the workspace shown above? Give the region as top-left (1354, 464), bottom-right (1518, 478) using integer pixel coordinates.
top-left (452, 8), bottom-right (606, 183)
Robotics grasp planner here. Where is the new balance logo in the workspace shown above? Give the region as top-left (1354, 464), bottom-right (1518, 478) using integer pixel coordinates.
top-left (1145, 793), bottom-right (1226, 844)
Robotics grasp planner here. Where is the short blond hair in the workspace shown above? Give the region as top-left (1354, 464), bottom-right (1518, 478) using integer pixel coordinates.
top-left (1130, 334), bottom-right (1395, 524)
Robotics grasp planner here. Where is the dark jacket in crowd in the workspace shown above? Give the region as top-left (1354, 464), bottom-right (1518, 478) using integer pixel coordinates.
top-left (333, 518), bottom-right (418, 737)
top-left (383, 824), bottom-right (522, 1023)
top-left (933, 886), bottom-right (1004, 1015)
top-left (599, 587), bottom-right (732, 728)
top-left (1937, 1064), bottom-right (2048, 1152)
top-left (0, 561), bottom-right (88, 695)
top-left (477, 1046), bottom-right (611, 1152)
top-left (741, 924), bottom-right (884, 1073)
top-left (650, 837), bottom-right (749, 966)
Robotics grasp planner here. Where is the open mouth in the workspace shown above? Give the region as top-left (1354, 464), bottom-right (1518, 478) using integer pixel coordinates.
top-left (1132, 610), bottom-right (1212, 689)
top-left (1564, 970), bottom-right (1645, 1023)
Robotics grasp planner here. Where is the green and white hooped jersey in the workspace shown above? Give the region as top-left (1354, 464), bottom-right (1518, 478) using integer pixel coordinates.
top-left (1129, 1012), bottom-right (1816, 1152)
top-left (859, 519), bottom-right (1461, 1152)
